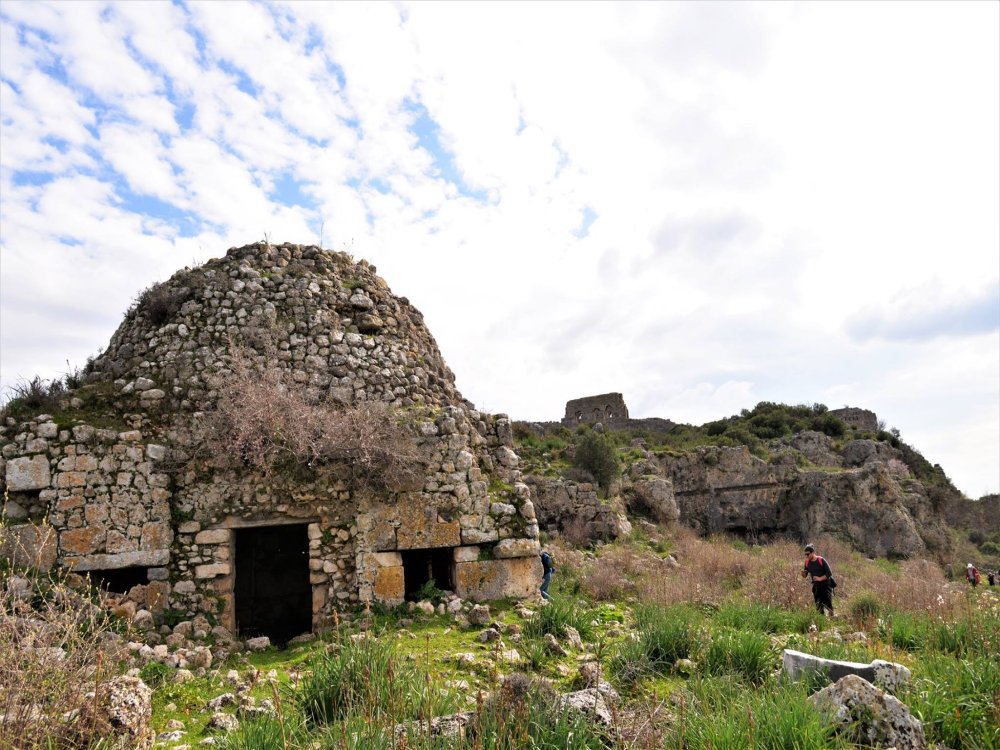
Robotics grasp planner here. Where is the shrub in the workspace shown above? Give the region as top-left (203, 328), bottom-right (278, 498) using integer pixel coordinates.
top-left (668, 678), bottom-right (850, 749)
top-left (216, 715), bottom-right (308, 750)
top-left (138, 660), bottom-right (173, 687)
top-left (522, 592), bottom-right (594, 642)
top-left (902, 653), bottom-right (1000, 748)
top-left (133, 282), bottom-right (187, 326)
top-left (0, 376), bottom-right (65, 420)
top-left (295, 633), bottom-right (454, 726)
top-left (470, 674), bottom-right (604, 750)
top-left (0, 549), bottom-right (137, 750)
top-left (204, 343), bottom-right (420, 491)
top-left (610, 604), bottom-right (699, 687)
top-left (702, 629), bottom-right (773, 684)
top-left (571, 430), bottom-right (621, 492)
top-left (847, 591), bottom-right (882, 624)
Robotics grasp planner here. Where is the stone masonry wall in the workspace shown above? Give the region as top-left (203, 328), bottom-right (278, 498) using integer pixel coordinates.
top-left (2, 242), bottom-right (544, 633)
top-left (562, 393), bottom-right (630, 428)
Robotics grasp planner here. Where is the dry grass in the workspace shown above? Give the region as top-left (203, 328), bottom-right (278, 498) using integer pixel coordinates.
top-left (0, 527), bottom-right (136, 749)
top-left (564, 528), bottom-right (967, 617)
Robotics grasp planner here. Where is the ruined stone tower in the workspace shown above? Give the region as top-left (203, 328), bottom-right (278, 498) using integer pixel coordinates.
top-left (562, 393), bottom-right (630, 428)
top-left (1, 243), bottom-right (540, 641)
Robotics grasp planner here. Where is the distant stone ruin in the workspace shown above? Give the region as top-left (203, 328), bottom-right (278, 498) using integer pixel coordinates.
top-left (1, 242), bottom-right (541, 641)
top-left (562, 393), bottom-right (630, 428)
top-left (829, 407), bottom-right (879, 433)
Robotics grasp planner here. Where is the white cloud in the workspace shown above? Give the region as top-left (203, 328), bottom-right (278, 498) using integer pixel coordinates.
top-left (1, 1), bottom-right (997, 498)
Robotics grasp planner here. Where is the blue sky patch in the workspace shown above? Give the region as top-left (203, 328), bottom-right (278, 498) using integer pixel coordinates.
top-left (403, 99), bottom-right (487, 202)
top-left (573, 206), bottom-right (598, 238)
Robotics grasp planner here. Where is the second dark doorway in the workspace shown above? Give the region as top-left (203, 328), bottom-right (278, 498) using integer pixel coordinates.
top-left (401, 548), bottom-right (454, 600)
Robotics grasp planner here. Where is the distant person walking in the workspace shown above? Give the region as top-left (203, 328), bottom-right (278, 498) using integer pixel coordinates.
top-left (988, 570), bottom-right (996, 587)
top-left (801, 544), bottom-right (835, 616)
top-left (540, 549), bottom-right (555, 601)
top-left (966, 563), bottom-right (981, 588)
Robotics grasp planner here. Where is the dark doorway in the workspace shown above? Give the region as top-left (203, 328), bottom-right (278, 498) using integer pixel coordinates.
top-left (235, 524), bottom-right (311, 644)
top-left (85, 567), bottom-right (149, 594)
top-left (401, 548), bottom-right (454, 600)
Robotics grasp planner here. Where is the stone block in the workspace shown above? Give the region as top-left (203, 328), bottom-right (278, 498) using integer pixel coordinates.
top-left (194, 529), bottom-right (230, 545)
top-left (372, 565), bottom-right (405, 605)
top-left (372, 551), bottom-right (403, 567)
top-left (177, 521), bottom-right (201, 534)
top-left (145, 444), bottom-right (166, 461)
top-left (493, 538), bottom-right (540, 559)
top-left (782, 650), bottom-right (910, 690)
top-left (454, 557), bottom-right (539, 602)
top-left (65, 549), bottom-right (170, 571)
top-left (56, 471), bottom-right (87, 488)
top-left (0, 522), bottom-right (57, 571)
top-left (461, 527), bottom-right (499, 544)
top-left (60, 527), bottom-right (103, 555)
top-left (6, 455), bottom-right (51, 491)
top-left (397, 517), bottom-right (461, 550)
top-left (453, 546), bottom-right (481, 562)
top-left (141, 521), bottom-right (172, 550)
top-left (37, 422), bottom-right (58, 438)
top-left (195, 563), bottom-right (231, 579)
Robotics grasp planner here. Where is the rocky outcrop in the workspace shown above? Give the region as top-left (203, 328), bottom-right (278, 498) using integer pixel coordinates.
top-left (809, 674), bottom-right (926, 749)
top-left (654, 445), bottom-right (950, 558)
top-left (526, 477), bottom-right (631, 542)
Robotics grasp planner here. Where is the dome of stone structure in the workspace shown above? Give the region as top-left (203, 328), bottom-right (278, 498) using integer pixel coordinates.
top-left (88, 241), bottom-right (466, 413)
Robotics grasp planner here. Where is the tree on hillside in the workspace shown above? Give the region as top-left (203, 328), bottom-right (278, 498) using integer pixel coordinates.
top-left (573, 430), bottom-right (621, 494)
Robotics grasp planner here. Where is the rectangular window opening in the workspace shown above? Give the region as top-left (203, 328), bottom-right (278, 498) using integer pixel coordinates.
top-left (400, 548), bottom-right (455, 601)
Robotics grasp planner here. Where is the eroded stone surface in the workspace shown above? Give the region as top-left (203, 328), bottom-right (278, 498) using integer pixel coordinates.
top-left (808, 674), bottom-right (926, 749)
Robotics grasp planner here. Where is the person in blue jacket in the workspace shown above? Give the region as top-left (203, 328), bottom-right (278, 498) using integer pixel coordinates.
top-left (540, 549), bottom-right (555, 601)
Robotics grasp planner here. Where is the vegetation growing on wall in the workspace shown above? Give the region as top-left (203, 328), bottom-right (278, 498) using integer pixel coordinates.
top-left (201, 344), bottom-right (420, 492)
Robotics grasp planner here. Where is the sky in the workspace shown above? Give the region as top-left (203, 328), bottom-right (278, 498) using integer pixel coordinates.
top-left (1, 1), bottom-right (998, 498)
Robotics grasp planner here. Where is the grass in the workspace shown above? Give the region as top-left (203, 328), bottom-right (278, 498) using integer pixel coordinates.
top-left (296, 632), bottom-right (458, 726)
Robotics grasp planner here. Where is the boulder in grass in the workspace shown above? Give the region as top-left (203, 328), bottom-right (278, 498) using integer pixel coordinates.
top-left (782, 649), bottom-right (910, 690)
top-left (245, 636), bottom-right (270, 652)
top-left (808, 674), bottom-right (926, 749)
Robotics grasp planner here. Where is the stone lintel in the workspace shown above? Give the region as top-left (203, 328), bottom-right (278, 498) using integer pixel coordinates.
top-left (453, 545), bottom-right (480, 562)
top-left (65, 549), bottom-right (170, 571)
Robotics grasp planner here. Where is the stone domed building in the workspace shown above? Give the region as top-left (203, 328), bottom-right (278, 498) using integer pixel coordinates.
top-left (1, 242), bottom-right (540, 641)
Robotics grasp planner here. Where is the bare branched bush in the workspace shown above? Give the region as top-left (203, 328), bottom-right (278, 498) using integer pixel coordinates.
top-left (205, 345), bottom-right (421, 492)
top-left (0, 527), bottom-right (138, 749)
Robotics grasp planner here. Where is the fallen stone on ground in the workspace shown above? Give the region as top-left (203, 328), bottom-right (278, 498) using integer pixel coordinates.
top-left (782, 649), bottom-right (911, 690)
top-left (808, 674), bottom-right (926, 749)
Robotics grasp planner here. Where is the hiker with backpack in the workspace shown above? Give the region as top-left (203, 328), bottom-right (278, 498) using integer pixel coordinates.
top-left (540, 549), bottom-right (555, 601)
top-left (801, 544), bottom-right (836, 616)
top-left (966, 563), bottom-right (981, 588)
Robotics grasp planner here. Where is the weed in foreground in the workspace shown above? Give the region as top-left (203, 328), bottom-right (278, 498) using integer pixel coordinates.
top-left (295, 632), bottom-right (456, 726)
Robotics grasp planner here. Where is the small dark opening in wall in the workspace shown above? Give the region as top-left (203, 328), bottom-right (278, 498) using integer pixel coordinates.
top-left (235, 524), bottom-right (311, 644)
top-left (401, 548), bottom-right (454, 600)
top-left (85, 567), bottom-right (149, 594)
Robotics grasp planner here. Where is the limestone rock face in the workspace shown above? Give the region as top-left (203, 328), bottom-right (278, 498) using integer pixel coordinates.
top-left (527, 477), bottom-right (631, 542)
top-left (808, 674), bottom-right (926, 749)
top-left (654, 446), bottom-right (946, 558)
top-left (624, 476), bottom-right (679, 524)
